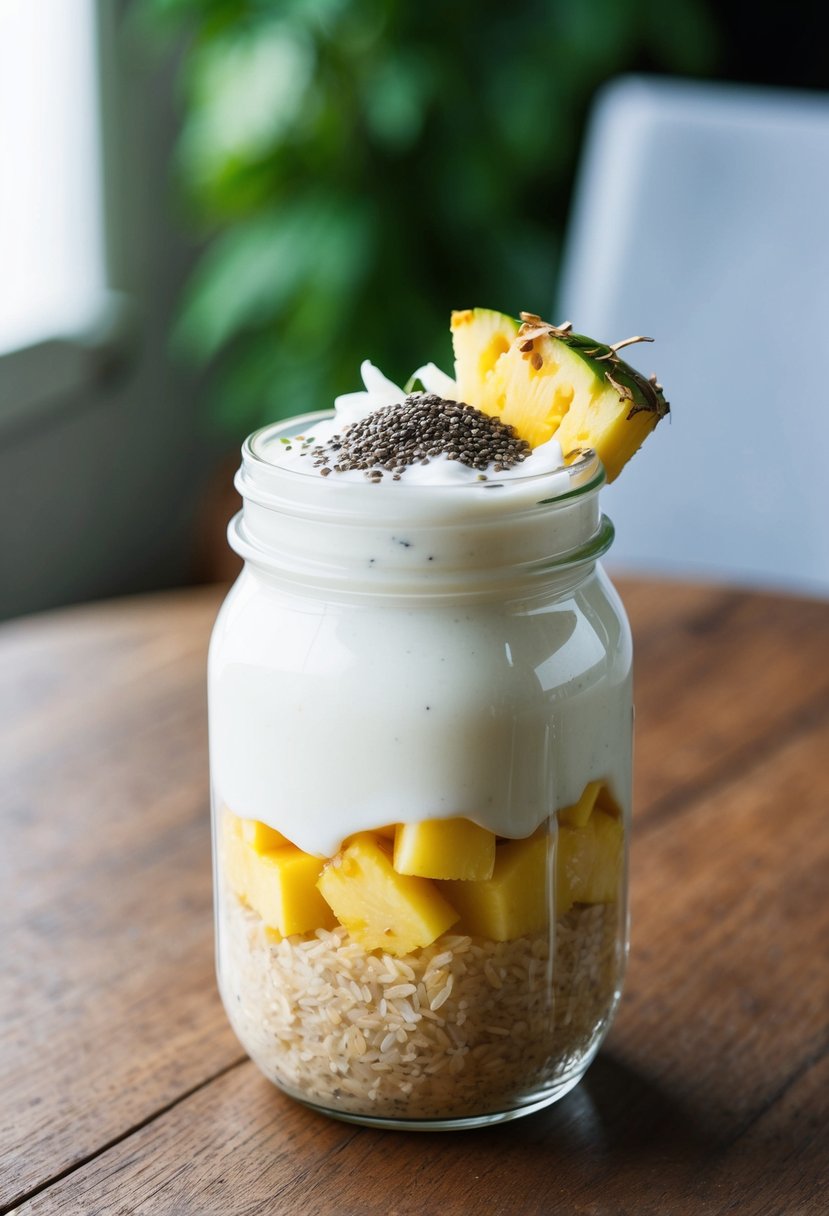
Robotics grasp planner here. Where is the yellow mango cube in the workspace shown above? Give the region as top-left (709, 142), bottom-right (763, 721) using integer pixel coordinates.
top-left (442, 811), bottom-right (625, 939)
top-left (558, 810), bottom-right (624, 907)
top-left (559, 780), bottom-right (623, 828)
top-left (221, 811), bottom-right (252, 902)
top-left (317, 832), bottom-right (459, 956)
top-left (393, 817), bottom-right (496, 881)
top-left (246, 845), bottom-right (337, 936)
top-left (558, 780), bottom-right (605, 828)
top-left (240, 818), bottom-right (289, 852)
top-left (595, 784), bottom-right (622, 818)
top-left (584, 810), bottom-right (624, 903)
top-left (441, 834), bottom-right (553, 940)
top-left (220, 809), bottom-right (334, 936)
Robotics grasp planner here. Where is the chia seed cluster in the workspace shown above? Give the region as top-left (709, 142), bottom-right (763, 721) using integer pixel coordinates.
top-left (307, 394), bottom-right (532, 481)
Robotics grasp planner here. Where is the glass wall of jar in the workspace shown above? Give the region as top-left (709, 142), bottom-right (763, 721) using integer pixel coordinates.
top-left (208, 414), bottom-right (632, 1129)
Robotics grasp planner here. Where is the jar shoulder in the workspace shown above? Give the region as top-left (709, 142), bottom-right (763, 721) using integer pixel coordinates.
top-left (209, 565), bottom-right (630, 696)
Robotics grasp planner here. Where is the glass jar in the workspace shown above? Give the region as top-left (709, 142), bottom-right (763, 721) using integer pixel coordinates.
top-left (208, 412), bottom-right (632, 1130)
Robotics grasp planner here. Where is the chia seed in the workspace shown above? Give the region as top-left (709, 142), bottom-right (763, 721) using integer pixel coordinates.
top-left (311, 393), bottom-right (531, 479)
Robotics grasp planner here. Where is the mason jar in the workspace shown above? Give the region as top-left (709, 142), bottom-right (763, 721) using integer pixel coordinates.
top-left (208, 411), bottom-right (632, 1130)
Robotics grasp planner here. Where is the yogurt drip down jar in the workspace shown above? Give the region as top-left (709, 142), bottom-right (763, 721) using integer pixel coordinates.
top-left (208, 411), bottom-right (632, 1130)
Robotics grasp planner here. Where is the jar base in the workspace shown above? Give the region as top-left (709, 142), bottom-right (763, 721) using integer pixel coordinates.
top-left (276, 1060), bottom-right (592, 1132)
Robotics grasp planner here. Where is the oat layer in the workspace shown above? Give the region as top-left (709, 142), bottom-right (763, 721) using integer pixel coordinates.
top-left (218, 888), bottom-right (623, 1121)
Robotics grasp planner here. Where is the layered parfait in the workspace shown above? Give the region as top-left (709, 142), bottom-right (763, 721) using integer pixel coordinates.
top-left (211, 308), bottom-right (669, 1123)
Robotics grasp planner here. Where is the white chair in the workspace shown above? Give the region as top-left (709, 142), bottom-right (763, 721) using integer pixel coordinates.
top-left (557, 76), bottom-right (829, 595)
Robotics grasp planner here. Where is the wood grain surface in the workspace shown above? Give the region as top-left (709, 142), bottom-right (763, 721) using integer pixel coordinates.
top-left (1, 579), bottom-right (827, 1215)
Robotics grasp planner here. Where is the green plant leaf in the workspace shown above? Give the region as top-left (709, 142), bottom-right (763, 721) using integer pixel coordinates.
top-left (133, 0), bottom-right (722, 435)
top-left (174, 195), bottom-right (373, 360)
top-left (179, 22), bottom-right (315, 180)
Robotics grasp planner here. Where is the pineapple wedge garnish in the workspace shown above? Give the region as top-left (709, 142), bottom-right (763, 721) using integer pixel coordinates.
top-left (450, 309), bottom-right (669, 481)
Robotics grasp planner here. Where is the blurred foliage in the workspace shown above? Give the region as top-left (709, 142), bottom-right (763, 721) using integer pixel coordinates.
top-left (137, 0), bottom-right (719, 435)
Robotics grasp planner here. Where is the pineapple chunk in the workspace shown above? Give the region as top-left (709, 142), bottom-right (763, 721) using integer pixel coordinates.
top-left (317, 832), bottom-right (459, 956)
top-left (393, 817), bottom-right (496, 881)
top-left (240, 818), bottom-right (289, 852)
top-left (559, 810), bottom-right (624, 907)
top-left (451, 308), bottom-right (519, 416)
top-left (246, 845), bottom-right (337, 936)
top-left (440, 834), bottom-right (552, 940)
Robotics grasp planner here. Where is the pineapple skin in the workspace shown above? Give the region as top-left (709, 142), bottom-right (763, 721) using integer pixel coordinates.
top-left (553, 339), bottom-right (665, 482)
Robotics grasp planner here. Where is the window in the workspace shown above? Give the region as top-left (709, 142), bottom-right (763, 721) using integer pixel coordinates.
top-left (0, 0), bottom-right (109, 421)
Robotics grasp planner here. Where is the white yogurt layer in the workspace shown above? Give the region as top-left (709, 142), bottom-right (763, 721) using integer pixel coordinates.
top-left (209, 570), bottom-right (632, 858)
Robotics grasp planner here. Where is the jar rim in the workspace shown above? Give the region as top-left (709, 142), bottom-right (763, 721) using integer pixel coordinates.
top-left (242, 411), bottom-right (606, 507)
top-left (232, 411), bottom-right (611, 595)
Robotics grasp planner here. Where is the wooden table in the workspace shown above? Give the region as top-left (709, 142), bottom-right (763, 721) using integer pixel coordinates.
top-left (2, 580), bottom-right (827, 1215)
